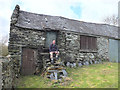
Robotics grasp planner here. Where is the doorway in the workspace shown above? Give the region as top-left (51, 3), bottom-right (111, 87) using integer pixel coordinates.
top-left (21, 48), bottom-right (37, 75)
top-left (45, 31), bottom-right (57, 48)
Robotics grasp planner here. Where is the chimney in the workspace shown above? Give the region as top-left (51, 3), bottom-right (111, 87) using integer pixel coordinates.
top-left (10, 5), bottom-right (20, 25)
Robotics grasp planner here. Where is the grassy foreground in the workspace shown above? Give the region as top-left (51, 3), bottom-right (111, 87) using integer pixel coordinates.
top-left (15, 62), bottom-right (118, 88)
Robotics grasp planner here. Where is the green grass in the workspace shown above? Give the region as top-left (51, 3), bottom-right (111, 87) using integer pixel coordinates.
top-left (15, 62), bottom-right (118, 88)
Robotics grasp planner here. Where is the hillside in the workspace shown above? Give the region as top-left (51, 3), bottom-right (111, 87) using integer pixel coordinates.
top-left (15, 62), bottom-right (118, 88)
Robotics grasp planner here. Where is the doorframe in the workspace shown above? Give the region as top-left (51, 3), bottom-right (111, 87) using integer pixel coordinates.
top-left (45, 30), bottom-right (59, 48)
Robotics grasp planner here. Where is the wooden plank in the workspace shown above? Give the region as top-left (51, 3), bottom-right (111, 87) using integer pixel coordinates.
top-left (86, 36), bottom-right (88, 49)
top-left (88, 36), bottom-right (91, 50)
top-left (92, 37), bottom-right (96, 50)
top-left (80, 35), bottom-right (97, 50)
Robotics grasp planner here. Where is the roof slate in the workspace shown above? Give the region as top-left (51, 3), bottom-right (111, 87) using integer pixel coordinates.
top-left (15, 10), bottom-right (119, 39)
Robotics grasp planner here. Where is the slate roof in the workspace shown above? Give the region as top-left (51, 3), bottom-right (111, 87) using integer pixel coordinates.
top-left (15, 10), bottom-right (119, 39)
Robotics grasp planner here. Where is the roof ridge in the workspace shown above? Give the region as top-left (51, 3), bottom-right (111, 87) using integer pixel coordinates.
top-left (19, 10), bottom-right (117, 28)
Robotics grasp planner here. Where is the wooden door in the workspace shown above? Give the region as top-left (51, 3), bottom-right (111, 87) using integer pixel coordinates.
top-left (21, 48), bottom-right (37, 75)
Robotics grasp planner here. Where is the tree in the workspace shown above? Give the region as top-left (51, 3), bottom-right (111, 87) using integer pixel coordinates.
top-left (0, 35), bottom-right (8, 56)
top-left (103, 15), bottom-right (118, 26)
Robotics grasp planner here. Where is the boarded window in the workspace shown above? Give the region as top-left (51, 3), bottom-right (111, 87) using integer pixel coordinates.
top-left (80, 35), bottom-right (97, 50)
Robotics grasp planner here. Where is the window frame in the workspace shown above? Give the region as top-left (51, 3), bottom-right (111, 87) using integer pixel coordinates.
top-left (80, 35), bottom-right (97, 52)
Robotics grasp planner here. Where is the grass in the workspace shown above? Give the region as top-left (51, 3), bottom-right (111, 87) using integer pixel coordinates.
top-left (15, 62), bottom-right (118, 88)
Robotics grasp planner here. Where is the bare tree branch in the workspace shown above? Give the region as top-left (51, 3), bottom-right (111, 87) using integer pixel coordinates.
top-left (103, 14), bottom-right (118, 26)
top-left (0, 35), bottom-right (8, 56)
top-left (0, 35), bottom-right (8, 45)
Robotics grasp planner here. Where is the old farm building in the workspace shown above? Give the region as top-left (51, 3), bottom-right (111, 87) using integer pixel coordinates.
top-left (9, 5), bottom-right (119, 75)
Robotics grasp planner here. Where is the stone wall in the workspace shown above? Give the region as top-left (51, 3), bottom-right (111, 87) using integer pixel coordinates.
top-left (57, 30), bottom-right (109, 67)
top-left (9, 26), bottom-right (46, 76)
top-left (57, 31), bottom-right (66, 61)
top-left (97, 37), bottom-right (109, 60)
top-left (9, 27), bottom-right (109, 76)
top-left (65, 32), bottom-right (80, 62)
top-left (0, 57), bottom-right (15, 89)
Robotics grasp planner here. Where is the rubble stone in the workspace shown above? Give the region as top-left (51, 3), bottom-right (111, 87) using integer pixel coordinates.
top-left (78, 63), bottom-right (82, 67)
top-left (1, 57), bottom-right (15, 89)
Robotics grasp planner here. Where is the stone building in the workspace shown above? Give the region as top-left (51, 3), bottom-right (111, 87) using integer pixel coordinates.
top-left (9, 5), bottom-right (119, 76)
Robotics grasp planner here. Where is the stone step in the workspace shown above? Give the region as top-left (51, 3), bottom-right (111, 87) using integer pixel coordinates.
top-left (48, 66), bottom-right (64, 68)
top-left (47, 67), bottom-right (65, 70)
top-left (47, 70), bottom-right (58, 72)
top-left (47, 68), bottom-right (65, 71)
top-left (45, 59), bottom-right (50, 62)
top-left (44, 57), bottom-right (67, 80)
top-left (53, 62), bottom-right (61, 65)
top-left (46, 62), bottom-right (51, 65)
top-left (40, 53), bottom-right (49, 55)
top-left (46, 71), bottom-right (67, 79)
top-left (46, 72), bottom-right (64, 76)
top-left (47, 69), bottom-right (65, 73)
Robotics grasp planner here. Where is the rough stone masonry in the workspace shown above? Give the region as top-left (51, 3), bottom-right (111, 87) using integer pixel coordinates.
top-left (8, 5), bottom-right (118, 78)
top-left (0, 4), bottom-right (119, 89)
top-left (0, 56), bottom-right (15, 89)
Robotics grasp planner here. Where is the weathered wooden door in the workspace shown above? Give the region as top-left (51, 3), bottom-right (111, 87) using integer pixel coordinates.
top-left (21, 48), bottom-right (37, 75)
top-left (45, 31), bottom-right (57, 48)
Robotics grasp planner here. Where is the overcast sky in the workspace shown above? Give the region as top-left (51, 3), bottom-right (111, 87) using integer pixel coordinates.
top-left (0, 0), bottom-right (119, 39)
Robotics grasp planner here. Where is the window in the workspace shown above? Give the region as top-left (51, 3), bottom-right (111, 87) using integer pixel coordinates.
top-left (45, 31), bottom-right (57, 48)
top-left (80, 35), bottom-right (97, 51)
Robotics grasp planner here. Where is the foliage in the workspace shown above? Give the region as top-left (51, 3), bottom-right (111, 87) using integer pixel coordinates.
top-left (103, 14), bottom-right (118, 26)
top-left (0, 35), bottom-right (8, 56)
top-left (0, 44), bottom-right (8, 56)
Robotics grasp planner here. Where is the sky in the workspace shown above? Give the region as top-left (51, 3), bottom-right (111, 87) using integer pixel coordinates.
top-left (0, 0), bottom-right (119, 41)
